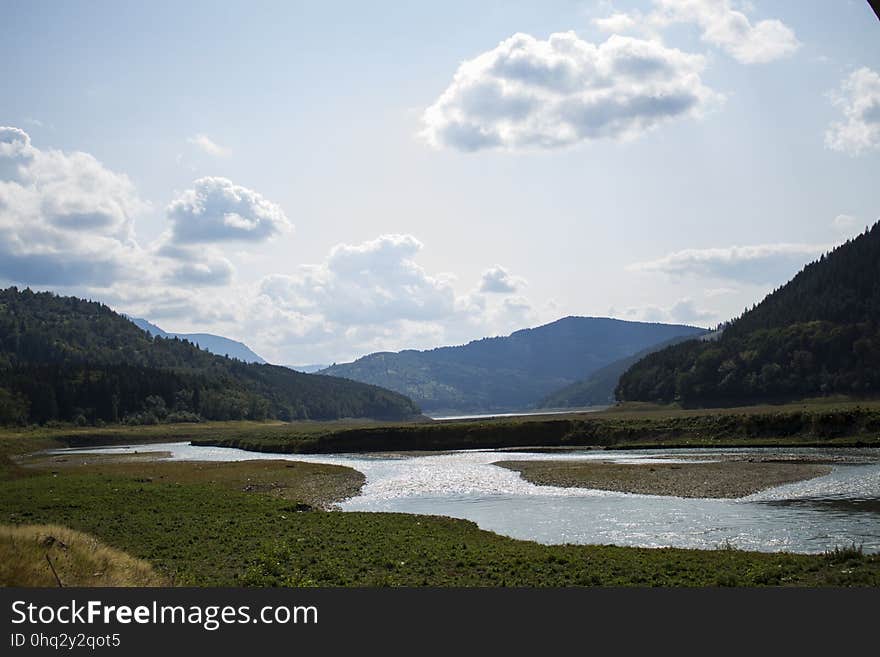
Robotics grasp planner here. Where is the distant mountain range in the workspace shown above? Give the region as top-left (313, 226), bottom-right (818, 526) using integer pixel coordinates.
top-left (320, 317), bottom-right (707, 413)
top-left (130, 318), bottom-right (266, 364)
top-left (617, 222), bottom-right (880, 406)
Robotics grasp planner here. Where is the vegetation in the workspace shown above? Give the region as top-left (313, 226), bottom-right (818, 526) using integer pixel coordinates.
top-left (131, 318), bottom-right (266, 363)
top-left (0, 524), bottom-right (165, 587)
top-left (0, 287), bottom-right (420, 425)
top-left (539, 333), bottom-right (709, 408)
top-left (17, 456), bottom-right (365, 510)
top-left (321, 317), bottom-right (706, 413)
top-left (187, 400), bottom-right (880, 454)
top-left (1, 467), bottom-right (877, 587)
top-left (617, 223), bottom-right (880, 406)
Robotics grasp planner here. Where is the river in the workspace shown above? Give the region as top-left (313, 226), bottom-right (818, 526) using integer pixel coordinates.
top-left (51, 443), bottom-right (880, 554)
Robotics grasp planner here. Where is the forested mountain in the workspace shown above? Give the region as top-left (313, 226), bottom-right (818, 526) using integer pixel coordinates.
top-left (616, 223), bottom-right (880, 406)
top-left (131, 318), bottom-right (266, 364)
top-left (538, 332), bottom-right (711, 408)
top-left (321, 317), bottom-right (706, 413)
top-left (0, 288), bottom-right (420, 425)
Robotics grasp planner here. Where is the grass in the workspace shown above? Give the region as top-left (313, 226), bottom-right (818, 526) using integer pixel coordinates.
top-left (1, 469), bottom-right (878, 587)
top-left (16, 455), bottom-right (365, 510)
top-left (0, 524), bottom-right (165, 587)
top-left (184, 399), bottom-right (880, 454)
top-left (2, 400), bottom-right (879, 588)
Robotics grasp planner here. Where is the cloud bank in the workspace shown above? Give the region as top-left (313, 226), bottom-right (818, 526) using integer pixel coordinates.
top-left (628, 242), bottom-right (830, 284)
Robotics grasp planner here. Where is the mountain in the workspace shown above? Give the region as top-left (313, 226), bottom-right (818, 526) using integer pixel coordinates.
top-left (617, 223), bottom-right (880, 406)
top-left (320, 317), bottom-right (707, 413)
top-left (538, 333), bottom-right (708, 408)
top-left (0, 287), bottom-right (420, 425)
top-left (130, 318), bottom-right (266, 364)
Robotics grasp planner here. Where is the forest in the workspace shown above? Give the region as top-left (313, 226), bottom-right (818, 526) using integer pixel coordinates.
top-left (617, 222), bottom-right (880, 406)
top-left (0, 288), bottom-right (420, 425)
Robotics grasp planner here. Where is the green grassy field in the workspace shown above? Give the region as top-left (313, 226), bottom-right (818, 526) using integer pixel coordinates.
top-left (1, 467), bottom-right (877, 587)
top-left (2, 399), bottom-right (879, 587)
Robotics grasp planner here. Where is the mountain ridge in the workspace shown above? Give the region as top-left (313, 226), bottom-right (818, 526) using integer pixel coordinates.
top-left (616, 223), bottom-right (880, 406)
top-left (321, 316), bottom-right (707, 413)
top-left (0, 287), bottom-right (420, 424)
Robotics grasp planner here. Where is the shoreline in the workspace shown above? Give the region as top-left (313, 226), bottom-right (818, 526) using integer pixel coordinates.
top-left (495, 458), bottom-right (837, 499)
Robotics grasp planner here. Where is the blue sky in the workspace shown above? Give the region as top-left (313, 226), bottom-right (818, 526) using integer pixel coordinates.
top-left (2, 1), bottom-right (879, 364)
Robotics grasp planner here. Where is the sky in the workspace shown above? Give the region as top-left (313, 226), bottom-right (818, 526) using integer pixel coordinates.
top-left (1, 0), bottom-right (879, 365)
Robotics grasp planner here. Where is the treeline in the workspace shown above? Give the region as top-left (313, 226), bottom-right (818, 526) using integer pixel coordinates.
top-left (0, 288), bottom-right (420, 425)
top-left (617, 223), bottom-right (880, 406)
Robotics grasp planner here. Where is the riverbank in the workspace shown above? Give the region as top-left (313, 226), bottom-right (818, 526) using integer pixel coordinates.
top-left (3, 402), bottom-right (880, 587)
top-left (3, 400), bottom-right (880, 460)
top-left (188, 400), bottom-right (880, 454)
top-left (495, 459), bottom-right (834, 498)
top-left (2, 460), bottom-right (877, 586)
top-left (16, 452), bottom-right (365, 510)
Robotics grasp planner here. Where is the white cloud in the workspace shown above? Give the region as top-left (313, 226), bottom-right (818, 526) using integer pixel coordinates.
top-left (479, 265), bottom-right (526, 294)
top-left (187, 134), bottom-right (230, 157)
top-left (259, 234), bottom-right (456, 326)
top-left (595, 0), bottom-right (800, 65)
top-left (652, 0), bottom-right (799, 64)
top-left (831, 214), bottom-right (859, 235)
top-left (825, 68), bottom-right (880, 156)
top-left (593, 12), bottom-right (642, 34)
top-left (0, 126), bottom-right (149, 286)
top-left (703, 286), bottom-right (737, 298)
top-left (629, 242), bottom-right (830, 284)
top-left (167, 177), bottom-right (291, 244)
top-left (422, 31), bottom-right (720, 151)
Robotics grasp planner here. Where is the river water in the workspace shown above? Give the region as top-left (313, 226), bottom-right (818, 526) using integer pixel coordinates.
top-left (52, 443), bottom-right (880, 554)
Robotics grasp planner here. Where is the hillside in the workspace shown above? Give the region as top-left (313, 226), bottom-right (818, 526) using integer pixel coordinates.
top-left (0, 288), bottom-right (420, 425)
top-left (131, 318), bottom-right (266, 364)
top-left (538, 333), bottom-right (711, 408)
top-left (321, 317), bottom-right (706, 413)
top-left (617, 223), bottom-right (880, 406)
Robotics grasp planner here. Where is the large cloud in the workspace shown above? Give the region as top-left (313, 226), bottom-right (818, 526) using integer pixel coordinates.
top-left (825, 67), bottom-right (880, 156)
top-left (628, 242), bottom-right (830, 284)
top-left (259, 234), bottom-right (456, 325)
top-left (167, 177), bottom-right (291, 243)
top-left (250, 237), bottom-right (544, 362)
top-left (0, 126), bottom-right (147, 286)
top-left (595, 0), bottom-right (800, 65)
top-left (422, 31), bottom-right (720, 151)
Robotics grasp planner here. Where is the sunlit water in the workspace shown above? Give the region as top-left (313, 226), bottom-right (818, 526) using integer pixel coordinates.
top-left (50, 443), bottom-right (880, 554)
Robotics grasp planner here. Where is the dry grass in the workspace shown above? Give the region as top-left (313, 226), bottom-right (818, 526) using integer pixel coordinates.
top-left (0, 524), bottom-right (166, 587)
